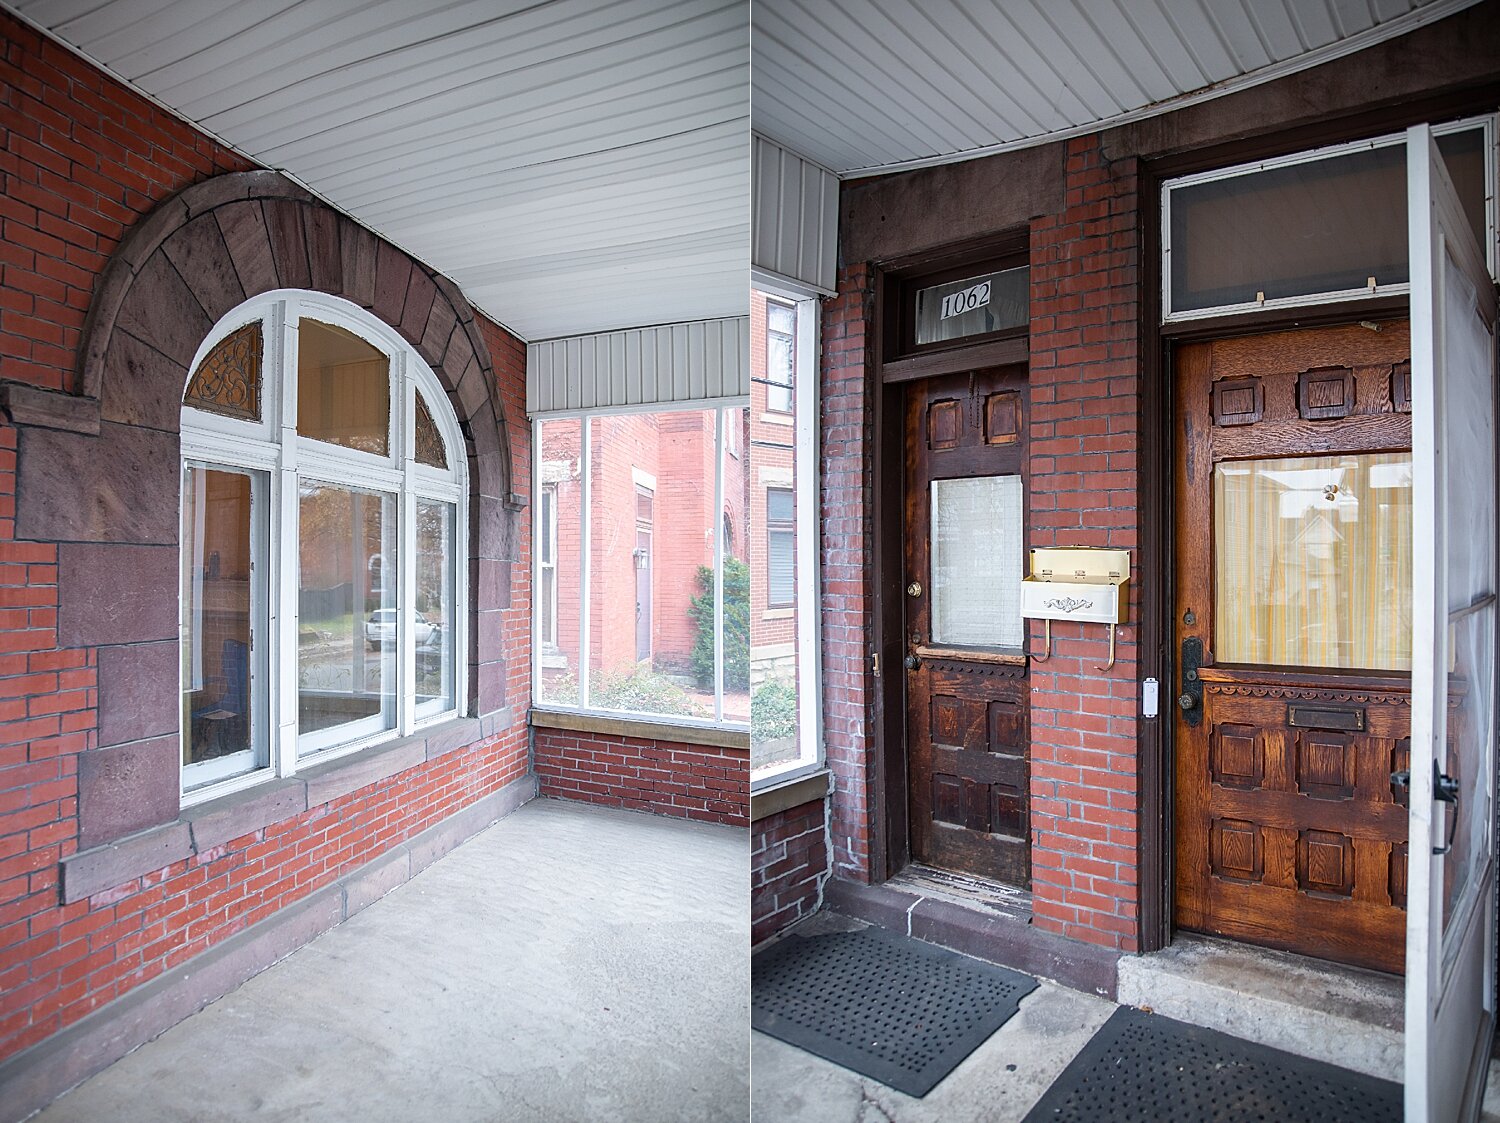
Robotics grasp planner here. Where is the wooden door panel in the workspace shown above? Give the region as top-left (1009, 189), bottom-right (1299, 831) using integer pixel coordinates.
top-left (1173, 323), bottom-right (1414, 975)
top-left (905, 366), bottom-right (1030, 888)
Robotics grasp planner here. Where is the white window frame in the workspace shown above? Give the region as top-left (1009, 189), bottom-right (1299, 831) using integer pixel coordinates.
top-left (179, 290), bottom-right (469, 806)
top-left (538, 484), bottom-right (559, 653)
top-left (529, 400), bottom-right (750, 731)
top-left (751, 287), bottom-right (825, 790)
top-left (1162, 114), bottom-right (1497, 323)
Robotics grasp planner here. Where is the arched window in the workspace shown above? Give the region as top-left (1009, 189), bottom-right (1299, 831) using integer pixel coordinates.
top-left (180, 291), bottom-right (468, 800)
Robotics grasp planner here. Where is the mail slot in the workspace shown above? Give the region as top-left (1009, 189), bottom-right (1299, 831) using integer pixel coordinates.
top-left (1287, 704), bottom-right (1366, 732)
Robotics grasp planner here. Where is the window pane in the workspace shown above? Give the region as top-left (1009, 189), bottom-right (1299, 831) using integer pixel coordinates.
top-left (930, 476), bottom-right (1024, 648)
top-left (585, 411), bottom-right (715, 721)
top-left (752, 293), bottom-right (802, 773)
top-left (537, 420), bottom-right (581, 706)
top-left (1214, 454), bottom-right (1412, 670)
top-left (185, 322), bottom-right (261, 422)
top-left (297, 319), bottom-right (390, 455)
top-left (914, 266), bottom-right (1028, 346)
top-left (416, 499), bottom-right (456, 715)
top-left (1171, 144), bottom-right (1417, 316)
top-left (766, 302), bottom-right (794, 412)
top-left (721, 407), bottom-right (751, 725)
top-left (413, 391), bottom-right (448, 469)
top-left (298, 483), bottom-right (397, 741)
top-left (182, 466), bottom-right (264, 785)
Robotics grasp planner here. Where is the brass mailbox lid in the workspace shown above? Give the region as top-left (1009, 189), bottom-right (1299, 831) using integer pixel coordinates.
top-left (1029, 547), bottom-right (1131, 582)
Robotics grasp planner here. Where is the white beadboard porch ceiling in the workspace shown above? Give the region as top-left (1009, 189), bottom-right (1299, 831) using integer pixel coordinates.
top-left (8, 0), bottom-right (748, 342)
top-left (752, 0), bottom-right (1482, 177)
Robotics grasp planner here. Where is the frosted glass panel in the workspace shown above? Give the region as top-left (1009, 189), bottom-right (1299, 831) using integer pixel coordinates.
top-left (930, 475), bottom-right (1023, 648)
top-left (1214, 453), bottom-right (1412, 670)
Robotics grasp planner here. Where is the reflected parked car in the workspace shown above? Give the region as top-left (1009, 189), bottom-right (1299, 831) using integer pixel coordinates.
top-left (364, 609), bottom-right (436, 650)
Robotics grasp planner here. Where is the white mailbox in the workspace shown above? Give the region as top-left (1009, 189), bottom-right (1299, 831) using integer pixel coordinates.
top-left (1020, 547), bottom-right (1130, 670)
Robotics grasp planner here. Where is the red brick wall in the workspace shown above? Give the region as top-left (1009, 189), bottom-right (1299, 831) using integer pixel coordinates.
top-left (1023, 137), bottom-right (1141, 951)
top-left (534, 728), bottom-right (748, 827)
top-left (0, 16), bottom-right (534, 1064)
top-left (818, 266), bottom-right (877, 881)
top-left (0, 16), bottom-right (254, 395)
top-left (751, 798), bottom-right (827, 944)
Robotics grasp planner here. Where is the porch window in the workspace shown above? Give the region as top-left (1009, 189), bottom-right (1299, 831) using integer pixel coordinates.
top-left (751, 289), bottom-right (823, 786)
top-left (532, 406), bottom-right (751, 727)
top-left (1163, 115), bottom-right (1495, 321)
top-left (180, 292), bottom-right (468, 801)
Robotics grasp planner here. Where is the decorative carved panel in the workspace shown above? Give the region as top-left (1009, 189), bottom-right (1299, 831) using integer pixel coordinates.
top-left (1391, 360), bottom-right (1412, 414)
top-left (930, 694), bottom-right (962, 746)
top-left (1297, 366), bottom-right (1355, 420)
top-left (984, 390), bottom-right (1020, 445)
top-left (927, 398), bottom-right (961, 449)
top-left (1298, 829), bottom-right (1354, 896)
top-left (1390, 842), bottom-right (1408, 909)
top-left (932, 773), bottom-right (963, 826)
top-left (1211, 376), bottom-right (1263, 426)
top-left (184, 322), bottom-right (262, 421)
top-left (1296, 730), bottom-right (1356, 800)
top-left (1209, 722), bottom-right (1262, 790)
top-left (414, 393), bottom-right (447, 468)
top-left (1210, 818), bottom-right (1263, 882)
top-left (986, 698), bottom-right (1024, 753)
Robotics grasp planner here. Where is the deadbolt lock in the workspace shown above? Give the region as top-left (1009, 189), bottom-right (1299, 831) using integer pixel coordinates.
top-left (907, 581), bottom-right (923, 597)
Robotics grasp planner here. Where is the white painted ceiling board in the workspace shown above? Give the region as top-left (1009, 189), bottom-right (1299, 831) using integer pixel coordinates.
top-left (11, 0), bottom-right (749, 342)
top-left (752, 0), bottom-right (1479, 176)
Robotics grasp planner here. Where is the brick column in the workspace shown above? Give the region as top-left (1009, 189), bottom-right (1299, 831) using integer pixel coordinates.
top-left (1025, 136), bottom-right (1143, 950)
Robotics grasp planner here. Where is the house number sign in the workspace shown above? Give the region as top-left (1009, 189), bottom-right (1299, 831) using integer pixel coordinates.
top-left (939, 280), bottom-right (991, 320)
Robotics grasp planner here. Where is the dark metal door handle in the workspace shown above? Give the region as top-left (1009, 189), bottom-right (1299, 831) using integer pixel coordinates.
top-left (1433, 761), bottom-right (1461, 856)
top-left (1179, 636), bottom-right (1204, 727)
top-left (904, 653), bottom-right (920, 671)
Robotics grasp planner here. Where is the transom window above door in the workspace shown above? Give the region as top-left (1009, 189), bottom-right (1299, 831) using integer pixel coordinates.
top-left (180, 291), bottom-right (468, 803)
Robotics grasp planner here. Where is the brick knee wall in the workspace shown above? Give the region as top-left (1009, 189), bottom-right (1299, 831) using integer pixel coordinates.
top-left (533, 728), bottom-right (749, 827)
top-left (751, 797), bottom-right (828, 944)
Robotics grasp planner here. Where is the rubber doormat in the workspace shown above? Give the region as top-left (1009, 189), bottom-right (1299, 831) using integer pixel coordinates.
top-left (752, 926), bottom-right (1037, 1097)
top-left (1023, 1006), bottom-right (1401, 1122)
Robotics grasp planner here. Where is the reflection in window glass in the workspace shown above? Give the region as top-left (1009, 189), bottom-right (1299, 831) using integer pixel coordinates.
top-left (298, 483), bottom-right (397, 742)
top-left (931, 476), bottom-right (1025, 648)
top-left (766, 301), bottom-right (795, 412)
top-left (914, 267), bottom-right (1028, 346)
top-left (536, 419), bottom-right (582, 707)
top-left (416, 500), bottom-right (456, 716)
top-left (767, 488), bottom-right (794, 607)
top-left (1214, 454), bottom-right (1412, 670)
top-left (182, 465), bottom-right (264, 787)
top-left (722, 407), bottom-right (751, 726)
top-left (297, 319), bottom-right (390, 455)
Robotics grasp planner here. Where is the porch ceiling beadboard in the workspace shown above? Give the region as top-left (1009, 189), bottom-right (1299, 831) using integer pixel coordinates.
top-left (752, 0), bottom-right (1482, 177)
top-left (6, 0), bottom-right (749, 342)
top-left (527, 316), bottom-right (750, 413)
top-left (752, 133), bottom-right (839, 295)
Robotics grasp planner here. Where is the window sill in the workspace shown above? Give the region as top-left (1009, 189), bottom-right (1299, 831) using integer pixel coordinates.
top-left (750, 768), bottom-right (830, 822)
top-left (530, 708), bottom-right (749, 751)
top-left (762, 606), bottom-right (794, 619)
top-left (60, 714), bottom-right (491, 903)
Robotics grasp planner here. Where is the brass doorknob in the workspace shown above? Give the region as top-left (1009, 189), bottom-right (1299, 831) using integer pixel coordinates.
top-left (904, 654), bottom-right (920, 671)
top-left (906, 581), bottom-right (923, 597)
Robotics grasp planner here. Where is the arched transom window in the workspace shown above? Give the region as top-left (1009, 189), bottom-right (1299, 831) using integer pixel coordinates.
top-left (180, 291), bottom-right (468, 800)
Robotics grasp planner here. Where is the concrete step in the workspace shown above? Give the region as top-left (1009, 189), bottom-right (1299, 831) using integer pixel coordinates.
top-left (1116, 934), bottom-right (1403, 1081)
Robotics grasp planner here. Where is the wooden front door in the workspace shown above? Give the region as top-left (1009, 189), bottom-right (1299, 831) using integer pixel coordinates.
top-left (1173, 322), bottom-right (1415, 974)
top-left (903, 367), bottom-right (1030, 887)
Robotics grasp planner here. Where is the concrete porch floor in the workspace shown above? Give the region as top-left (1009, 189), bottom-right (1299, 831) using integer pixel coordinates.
top-left (30, 799), bottom-right (749, 1123)
top-left (752, 912), bottom-right (1500, 1122)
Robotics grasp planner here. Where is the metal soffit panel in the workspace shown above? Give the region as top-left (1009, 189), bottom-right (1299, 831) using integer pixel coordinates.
top-left (10, 0), bottom-right (750, 342)
top-left (752, 0), bottom-right (1483, 177)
